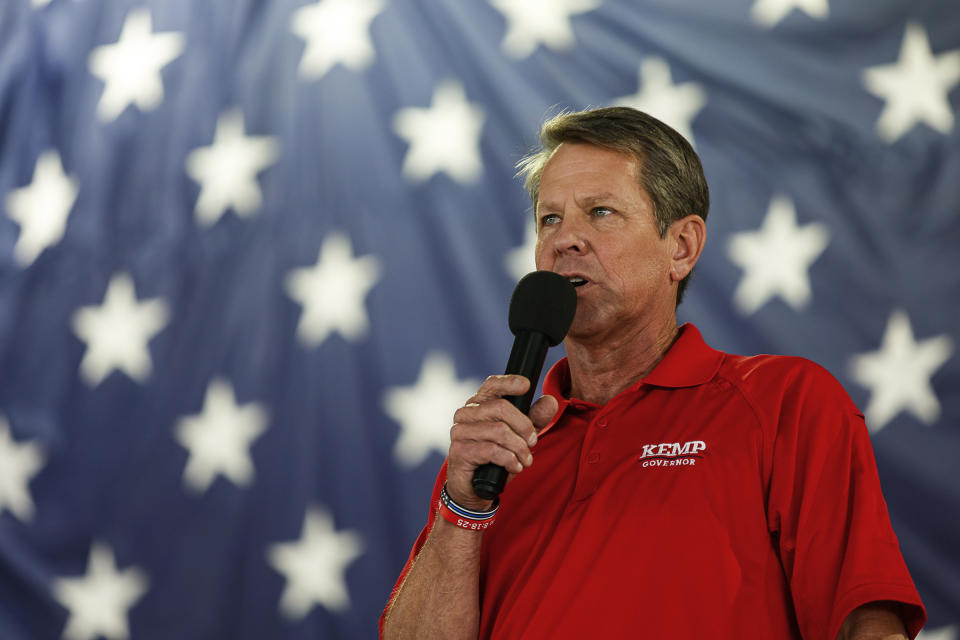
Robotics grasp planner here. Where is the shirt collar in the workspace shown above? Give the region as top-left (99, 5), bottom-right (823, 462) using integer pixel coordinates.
top-left (640, 323), bottom-right (724, 388)
top-left (539, 323), bottom-right (724, 435)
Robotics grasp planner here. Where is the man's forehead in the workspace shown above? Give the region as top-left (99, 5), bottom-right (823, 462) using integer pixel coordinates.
top-left (537, 144), bottom-right (642, 207)
top-left (557, 140), bottom-right (638, 161)
top-left (541, 142), bottom-right (639, 180)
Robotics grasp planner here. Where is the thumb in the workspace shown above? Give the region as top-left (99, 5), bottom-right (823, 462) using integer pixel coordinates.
top-left (529, 394), bottom-right (560, 431)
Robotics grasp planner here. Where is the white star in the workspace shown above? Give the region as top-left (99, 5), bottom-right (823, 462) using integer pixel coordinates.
top-left (185, 108), bottom-right (281, 227)
top-left (284, 232), bottom-right (380, 347)
top-left (726, 195), bottom-right (829, 315)
top-left (0, 417), bottom-right (45, 523)
top-left (613, 57), bottom-right (707, 147)
top-left (862, 22), bottom-right (960, 143)
top-left (87, 8), bottom-right (185, 122)
top-left (489, 0), bottom-right (602, 59)
top-left (71, 273), bottom-right (170, 387)
top-left (505, 219), bottom-right (537, 282)
top-left (850, 310), bottom-right (953, 433)
top-left (393, 80), bottom-right (486, 184)
top-left (174, 379), bottom-right (269, 494)
top-left (384, 352), bottom-right (481, 468)
top-left (267, 506), bottom-right (364, 619)
top-left (750, 0), bottom-right (828, 28)
top-left (52, 542), bottom-right (149, 640)
top-left (291, 0), bottom-right (384, 79)
top-left (3, 150), bottom-right (79, 267)
top-left (918, 626), bottom-right (958, 640)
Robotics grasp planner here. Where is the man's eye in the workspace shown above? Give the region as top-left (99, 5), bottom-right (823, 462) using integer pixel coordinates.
top-left (540, 214), bottom-right (561, 227)
top-left (592, 207), bottom-right (613, 217)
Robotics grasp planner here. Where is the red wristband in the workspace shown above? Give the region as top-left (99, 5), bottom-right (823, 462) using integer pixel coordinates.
top-left (438, 499), bottom-right (496, 531)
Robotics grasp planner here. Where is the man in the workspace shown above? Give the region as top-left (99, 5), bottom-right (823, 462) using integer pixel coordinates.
top-left (380, 107), bottom-right (926, 639)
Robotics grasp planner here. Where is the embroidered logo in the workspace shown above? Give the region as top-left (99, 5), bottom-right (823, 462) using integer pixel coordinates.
top-left (638, 440), bottom-right (706, 468)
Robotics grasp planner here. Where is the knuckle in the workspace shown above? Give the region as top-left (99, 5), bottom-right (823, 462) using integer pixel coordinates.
top-left (482, 442), bottom-right (505, 463)
top-left (492, 420), bottom-right (512, 439)
top-left (511, 439), bottom-right (531, 461)
top-left (447, 439), bottom-right (465, 458)
top-left (494, 422), bottom-right (522, 451)
top-left (491, 398), bottom-right (517, 423)
top-left (496, 449), bottom-right (523, 472)
top-left (497, 425), bottom-right (523, 453)
top-left (452, 405), bottom-right (470, 424)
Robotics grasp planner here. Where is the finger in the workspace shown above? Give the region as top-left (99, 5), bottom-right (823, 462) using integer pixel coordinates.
top-left (453, 398), bottom-right (538, 447)
top-left (449, 421), bottom-right (534, 469)
top-left (466, 375), bottom-right (530, 404)
top-left (449, 437), bottom-right (530, 475)
top-left (528, 394), bottom-right (560, 433)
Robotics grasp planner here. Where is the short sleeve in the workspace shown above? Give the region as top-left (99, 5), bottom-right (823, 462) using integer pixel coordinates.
top-left (765, 363), bottom-right (926, 639)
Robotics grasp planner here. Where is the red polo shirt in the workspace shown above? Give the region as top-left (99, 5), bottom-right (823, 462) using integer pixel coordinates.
top-left (383, 324), bottom-right (926, 639)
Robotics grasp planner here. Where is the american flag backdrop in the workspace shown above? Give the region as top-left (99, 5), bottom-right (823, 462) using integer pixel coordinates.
top-left (0, 0), bottom-right (957, 638)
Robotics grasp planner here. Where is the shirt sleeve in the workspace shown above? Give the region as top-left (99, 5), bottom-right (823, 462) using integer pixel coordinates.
top-left (764, 361), bottom-right (926, 639)
top-left (378, 461), bottom-right (448, 639)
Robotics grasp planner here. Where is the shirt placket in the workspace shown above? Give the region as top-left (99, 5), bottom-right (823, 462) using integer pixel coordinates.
top-left (571, 403), bottom-right (610, 502)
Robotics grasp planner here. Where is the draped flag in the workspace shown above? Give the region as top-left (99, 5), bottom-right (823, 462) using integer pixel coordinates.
top-left (0, 0), bottom-right (957, 638)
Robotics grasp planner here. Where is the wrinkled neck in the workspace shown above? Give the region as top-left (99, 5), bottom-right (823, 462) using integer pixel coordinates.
top-left (564, 319), bottom-right (679, 405)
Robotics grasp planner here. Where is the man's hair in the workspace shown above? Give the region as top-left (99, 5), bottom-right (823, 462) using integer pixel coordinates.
top-left (516, 106), bottom-right (710, 305)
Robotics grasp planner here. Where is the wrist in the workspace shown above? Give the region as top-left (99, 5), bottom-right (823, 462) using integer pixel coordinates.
top-left (438, 483), bottom-right (499, 532)
top-left (444, 483), bottom-right (494, 512)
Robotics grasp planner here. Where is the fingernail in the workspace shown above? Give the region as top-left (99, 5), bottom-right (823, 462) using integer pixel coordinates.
top-left (528, 432), bottom-right (537, 446)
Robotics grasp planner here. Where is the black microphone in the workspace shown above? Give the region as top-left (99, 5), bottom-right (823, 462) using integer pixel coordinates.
top-left (471, 271), bottom-right (577, 500)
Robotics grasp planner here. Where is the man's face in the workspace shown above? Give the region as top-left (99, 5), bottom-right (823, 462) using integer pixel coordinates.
top-left (534, 142), bottom-right (676, 342)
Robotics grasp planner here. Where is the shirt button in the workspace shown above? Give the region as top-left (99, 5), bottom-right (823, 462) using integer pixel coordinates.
top-left (596, 417), bottom-right (607, 428)
top-left (587, 453), bottom-right (600, 464)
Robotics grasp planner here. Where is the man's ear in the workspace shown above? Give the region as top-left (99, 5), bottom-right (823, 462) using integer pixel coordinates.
top-left (669, 215), bottom-right (707, 283)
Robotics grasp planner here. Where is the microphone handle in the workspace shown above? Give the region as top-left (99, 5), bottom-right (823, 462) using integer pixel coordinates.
top-left (472, 331), bottom-right (550, 500)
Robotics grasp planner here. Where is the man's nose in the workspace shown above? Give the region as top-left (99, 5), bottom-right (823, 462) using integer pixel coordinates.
top-left (553, 213), bottom-right (588, 255)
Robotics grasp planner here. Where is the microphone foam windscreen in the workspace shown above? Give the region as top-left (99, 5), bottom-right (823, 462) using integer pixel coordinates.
top-left (508, 271), bottom-right (578, 346)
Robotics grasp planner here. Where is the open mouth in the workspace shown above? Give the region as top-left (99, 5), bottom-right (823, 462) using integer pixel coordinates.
top-left (567, 276), bottom-right (588, 288)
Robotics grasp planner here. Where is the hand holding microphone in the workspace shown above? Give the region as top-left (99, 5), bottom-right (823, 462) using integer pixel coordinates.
top-left (444, 272), bottom-right (577, 510)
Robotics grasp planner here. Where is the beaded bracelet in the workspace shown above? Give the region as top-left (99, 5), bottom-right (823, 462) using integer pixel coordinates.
top-left (438, 483), bottom-right (499, 531)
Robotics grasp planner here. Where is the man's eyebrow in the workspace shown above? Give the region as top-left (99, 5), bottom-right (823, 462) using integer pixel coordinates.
top-left (535, 198), bottom-right (560, 214)
top-left (538, 192), bottom-right (620, 212)
top-left (579, 192), bottom-right (620, 206)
